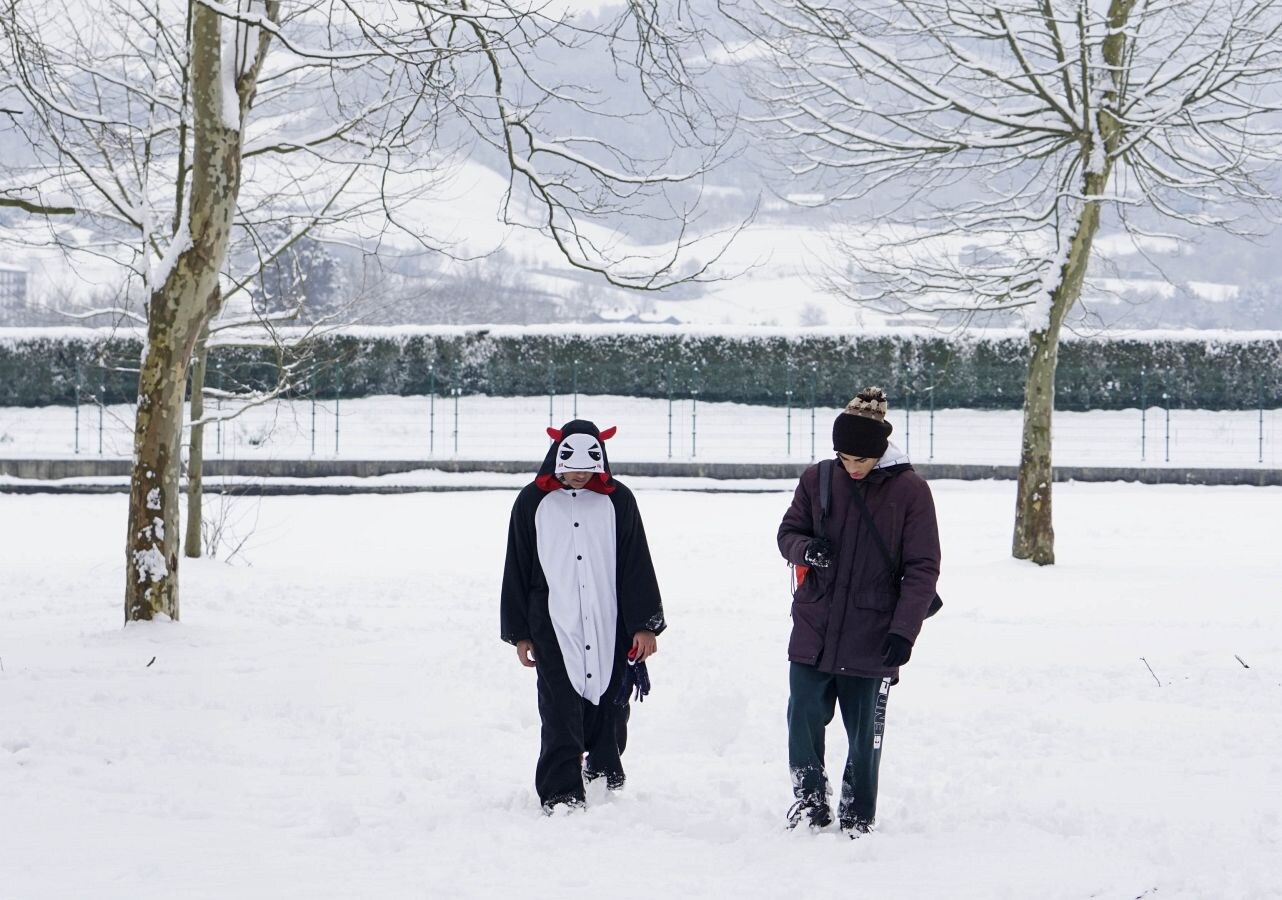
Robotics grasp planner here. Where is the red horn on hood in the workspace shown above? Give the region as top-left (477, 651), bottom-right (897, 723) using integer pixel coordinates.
top-left (599, 426), bottom-right (617, 441)
top-left (546, 427), bottom-right (563, 441)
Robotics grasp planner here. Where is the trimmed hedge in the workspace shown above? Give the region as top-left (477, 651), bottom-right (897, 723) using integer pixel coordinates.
top-left (2, 327), bottom-right (1280, 410)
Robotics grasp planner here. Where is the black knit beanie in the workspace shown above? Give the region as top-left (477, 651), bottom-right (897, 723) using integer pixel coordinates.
top-left (832, 386), bottom-right (893, 458)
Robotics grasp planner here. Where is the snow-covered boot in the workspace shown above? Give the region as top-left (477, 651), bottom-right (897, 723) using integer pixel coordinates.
top-left (786, 798), bottom-right (833, 831)
top-left (585, 768), bottom-right (626, 791)
top-left (841, 817), bottom-right (874, 838)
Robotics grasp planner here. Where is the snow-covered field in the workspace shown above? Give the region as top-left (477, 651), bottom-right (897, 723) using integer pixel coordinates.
top-left (3, 482), bottom-right (1280, 899)
top-left (4, 393), bottom-right (1281, 467)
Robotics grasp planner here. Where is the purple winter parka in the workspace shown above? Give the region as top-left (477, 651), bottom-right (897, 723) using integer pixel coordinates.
top-left (777, 449), bottom-right (941, 679)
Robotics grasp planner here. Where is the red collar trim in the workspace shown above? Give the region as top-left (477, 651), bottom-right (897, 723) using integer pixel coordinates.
top-left (535, 473), bottom-right (615, 494)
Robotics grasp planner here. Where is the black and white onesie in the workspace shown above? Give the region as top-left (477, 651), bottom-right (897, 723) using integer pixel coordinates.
top-left (500, 419), bottom-right (665, 807)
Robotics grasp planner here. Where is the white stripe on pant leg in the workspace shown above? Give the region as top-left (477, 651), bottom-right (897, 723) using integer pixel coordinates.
top-left (873, 676), bottom-right (891, 750)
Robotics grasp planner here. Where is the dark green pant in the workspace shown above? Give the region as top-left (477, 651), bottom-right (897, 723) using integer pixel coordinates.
top-left (787, 662), bottom-right (890, 825)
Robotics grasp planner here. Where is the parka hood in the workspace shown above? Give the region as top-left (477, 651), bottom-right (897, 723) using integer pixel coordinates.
top-left (853, 442), bottom-right (913, 484)
top-left (874, 442), bottom-right (911, 470)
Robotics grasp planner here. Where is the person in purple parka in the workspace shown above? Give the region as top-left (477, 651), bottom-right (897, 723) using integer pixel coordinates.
top-left (777, 386), bottom-right (942, 837)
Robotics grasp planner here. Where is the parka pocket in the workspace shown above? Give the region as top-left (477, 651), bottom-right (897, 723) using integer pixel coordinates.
top-left (789, 594), bottom-right (828, 662)
top-left (791, 571), bottom-right (829, 605)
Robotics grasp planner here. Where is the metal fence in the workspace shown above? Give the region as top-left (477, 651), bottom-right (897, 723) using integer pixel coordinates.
top-left (3, 390), bottom-right (1279, 468)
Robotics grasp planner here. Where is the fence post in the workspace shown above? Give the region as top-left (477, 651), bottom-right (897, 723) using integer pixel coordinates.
top-left (73, 358), bottom-right (81, 454)
top-left (785, 362), bottom-right (793, 457)
top-left (334, 362), bottom-right (343, 455)
top-left (1140, 366), bottom-right (1147, 462)
top-left (786, 388), bottom-right (793, 457)
top-left (1259, 389), bottom-right (1265, 465)
top-left (667, 368), bottom-right (673, 460)
top-left (809, 364), bottom-right (817, 462)
top-left (572, 358), bottom-right (579, 419)
top-left (1162, 390), bottom-right (1170, 463)
top-left (429, 365), bottom-right (436, 458)
top-left (691, 375), bottom-right (699, 458)
top-left (928, 368), bottom-right (935, 462)
top-left (97, 362), bottom-right (105, 456)
top-left (215, 360), bottom-right (223, 456)
top-left (547, 361), bottom-right (555, 428)
top-left (904, 389), bottom-right (912, 457)
top-left (310, 377), bottom-right (317, 456)
top-left (453, 375), bottom-right (460, 457)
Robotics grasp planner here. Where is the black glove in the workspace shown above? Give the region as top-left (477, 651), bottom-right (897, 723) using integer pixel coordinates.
top-left (613, 659), bottom-right (651, 706)
top-left (881, 634), bottom-right (913, 667)
top-left (803, 538), bottom-right (834, 569)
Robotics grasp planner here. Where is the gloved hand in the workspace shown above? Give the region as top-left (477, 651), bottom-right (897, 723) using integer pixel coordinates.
top-left (803, 538), bottom-right (834, 569)
top-left (613, 654), bottom-right (651, 706)
top-left (881, 634), bottom-right (913, 667)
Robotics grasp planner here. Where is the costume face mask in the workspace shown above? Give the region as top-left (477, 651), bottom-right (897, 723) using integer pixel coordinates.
top-left (555, 432), bottom-right (605, 474)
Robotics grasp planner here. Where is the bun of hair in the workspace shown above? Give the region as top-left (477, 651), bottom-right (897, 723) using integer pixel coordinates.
top-left (844, 386), bottom-right (888, 421)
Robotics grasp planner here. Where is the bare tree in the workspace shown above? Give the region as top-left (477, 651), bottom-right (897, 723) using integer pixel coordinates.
top-left (2, 0), bottom-right (738, 619)
top-left (722, 0), bottom-right (1282, 563)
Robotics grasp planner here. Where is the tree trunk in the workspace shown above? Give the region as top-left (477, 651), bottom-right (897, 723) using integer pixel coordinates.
top-left (125, 299), bottom-right (200, 620)
top-left (1012, 326), bottom-right (1063, 564)
top-left (184, 323), bottom-right (210, 559)
top-left (1012, 186), bottom-right (1107, 564)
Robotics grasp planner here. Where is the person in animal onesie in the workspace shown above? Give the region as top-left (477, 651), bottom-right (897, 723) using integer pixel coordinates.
top-left (501, 419), bottom-right (665, 813)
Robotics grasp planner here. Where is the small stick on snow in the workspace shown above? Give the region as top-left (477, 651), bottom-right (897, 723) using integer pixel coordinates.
top-left (146, 656), bottom-right (156, 668)
top-left (1140, 657), bottom-right (1161, 686)
top-left (1235, 654), bottom-right (1250, 669)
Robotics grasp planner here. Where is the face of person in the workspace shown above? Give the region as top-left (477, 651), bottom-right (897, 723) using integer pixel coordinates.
top-left (838, 452), bottom-right (878, 480)
top-left (555, 432), bottom-right (604, 472)
top-left (559, 470), bottom-right (593, 489)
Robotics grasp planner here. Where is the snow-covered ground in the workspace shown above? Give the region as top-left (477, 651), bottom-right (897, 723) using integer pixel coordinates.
top-left (3, 393), bottom-right (1281, 467)
top-left (3, 483), bottom-right (1280, 899)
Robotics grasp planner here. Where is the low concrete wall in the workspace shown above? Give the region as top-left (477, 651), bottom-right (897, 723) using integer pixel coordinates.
top-left (918, 464), bottom-right (1282, 486)
top-left (3, 457), bottom-right (1281, 490)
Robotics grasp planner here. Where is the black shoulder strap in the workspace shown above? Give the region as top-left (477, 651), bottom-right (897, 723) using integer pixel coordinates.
top-left (847, 477), bottom-right (899, 577)
top-left (810, 458), bottom-right (834, 543)
top-left (818, 458), bottom-right (832, 521)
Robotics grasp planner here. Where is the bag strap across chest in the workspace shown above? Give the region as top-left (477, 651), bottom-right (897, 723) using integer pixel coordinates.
top-left (817, 457), bottom-right (833, 538)
top-left (845, 473), bottom-right (899, 576)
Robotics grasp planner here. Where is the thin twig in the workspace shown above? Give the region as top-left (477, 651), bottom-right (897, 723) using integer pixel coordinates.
top-left (146, 656), bottom-right (156, 668)
top-left (1140, 657), bottom-right (1161, 686)
top-left (1235, 654), bottom-right (1250, 669)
